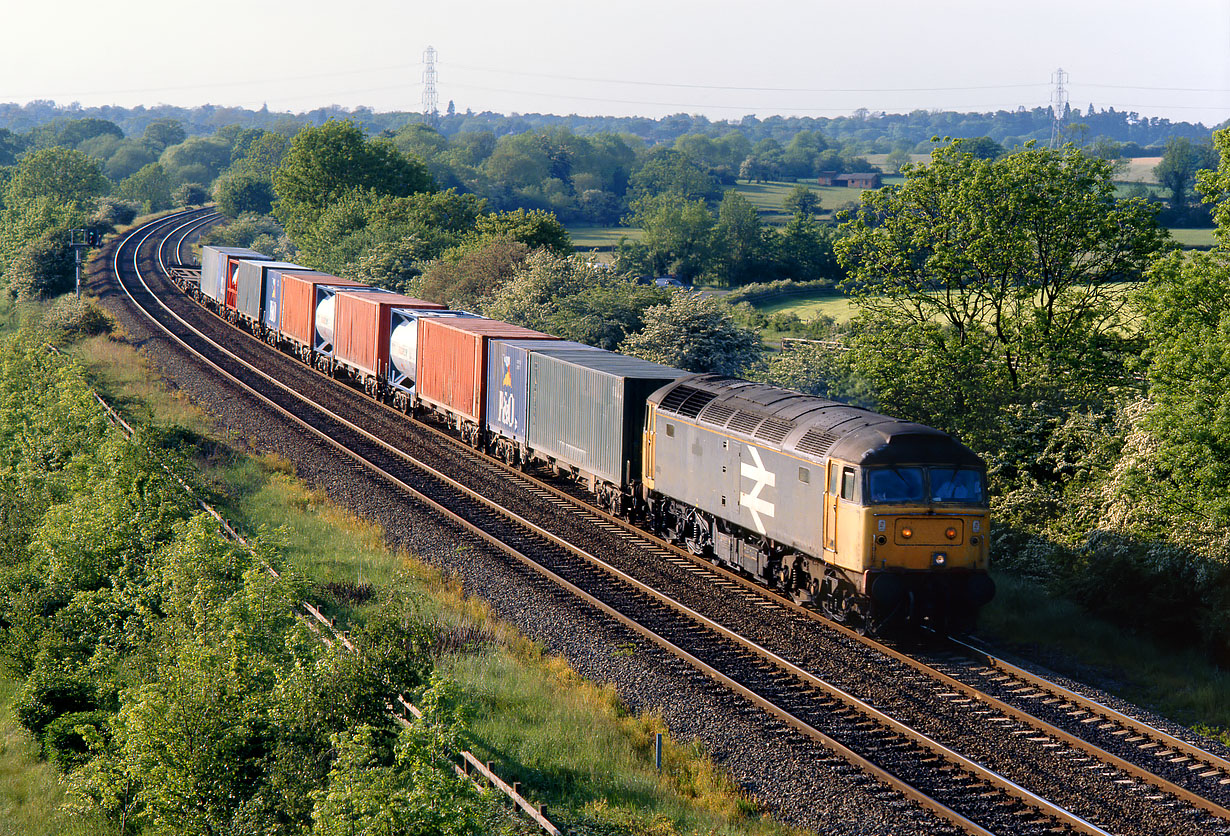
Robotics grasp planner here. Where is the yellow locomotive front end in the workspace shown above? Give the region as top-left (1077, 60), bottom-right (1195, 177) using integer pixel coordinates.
top-left (821, 458), bottom-right (994, 632)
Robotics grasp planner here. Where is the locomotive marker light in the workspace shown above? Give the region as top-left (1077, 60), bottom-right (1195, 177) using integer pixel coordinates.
top-left (739, 445), bottom-right (776, 535)
top-left (933, 552), bottom-right (947, 566)
top-left (901, 526), bottom-right (913, 539)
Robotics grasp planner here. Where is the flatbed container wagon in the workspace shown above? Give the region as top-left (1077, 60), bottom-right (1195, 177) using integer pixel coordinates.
top-left (415, 317), bottom-right (556, 446)
top-left (332, 290), bottom-right (446, 397)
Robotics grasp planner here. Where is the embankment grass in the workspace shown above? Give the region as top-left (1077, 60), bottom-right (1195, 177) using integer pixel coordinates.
top-left (0, 678), bottom-right (111, 836)
top-left (981, 573), bottom-right (1230, 744)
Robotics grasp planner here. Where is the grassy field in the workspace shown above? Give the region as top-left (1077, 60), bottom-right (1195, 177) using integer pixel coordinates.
top-left (0, 677), bottom-right (113, 836)
top-left (753, 290), bottom-right (857, 323)
top-left (569, 225), bottom-right (640, 253)
top-left (1170, 227), bottom-right (1217, 249)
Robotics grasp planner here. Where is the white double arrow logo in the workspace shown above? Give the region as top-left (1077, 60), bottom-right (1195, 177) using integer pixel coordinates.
top-left (739, 445), bottom-right (776, 535)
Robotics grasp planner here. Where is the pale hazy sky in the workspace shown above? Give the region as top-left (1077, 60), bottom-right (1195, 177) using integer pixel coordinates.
top-left (5, 0), bottom-right (1229, 125)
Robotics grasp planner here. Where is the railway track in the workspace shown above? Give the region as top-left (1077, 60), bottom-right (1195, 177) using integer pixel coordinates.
top-left (102, 209), bottom-right (1230, 836)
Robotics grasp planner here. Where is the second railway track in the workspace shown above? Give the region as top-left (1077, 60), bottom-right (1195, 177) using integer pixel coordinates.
top-left (97, 209), bottom-right (1230, 836)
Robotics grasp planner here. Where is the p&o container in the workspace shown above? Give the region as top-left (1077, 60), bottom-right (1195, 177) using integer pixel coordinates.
top-left (485, 339), bottom-right (601, 445)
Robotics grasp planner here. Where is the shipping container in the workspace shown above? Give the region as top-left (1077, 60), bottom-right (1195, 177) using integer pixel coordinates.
top-left (200, 246), bottom-right (267, 303)
top-left (314, 284), bottom-right (392, 355)
top-left (263, 268), bottom-right (330, 334)
top-left (388, 309), bottom-right (483, 396)
top-left (416, 318), bottom-right (555, 427)
top-left (333, 291), bottom-right (446, 380)
top-left (527, 350), bottom-right (686, 488)
top-left (277, 272), bottom-right (371, 353)
top-left (232, 260), bottom-right (304, 326)
top-left (485, 339), bottom-right (601, 445)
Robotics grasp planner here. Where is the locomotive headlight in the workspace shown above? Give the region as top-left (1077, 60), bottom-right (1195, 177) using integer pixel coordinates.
top-left (933, 552), bottom-right (947, 566)
top-left (945, 527), bottom-right (957, 540)
top-left (901, 527), bottom-right (913, 539)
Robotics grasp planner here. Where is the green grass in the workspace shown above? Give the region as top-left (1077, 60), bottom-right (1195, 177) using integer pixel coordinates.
top-left (0, 677), bottom-right (112, 836)
top-left (569, 225), bottom-right (641, 252)
top-left (981, 573), bottom-right (1230, 743)
top-left (731, 180), bottom-right (873, 226)
top-left (1169, 227), bottom-right (1217, 250)
top-left (752, 290), bottom-right (858, 323)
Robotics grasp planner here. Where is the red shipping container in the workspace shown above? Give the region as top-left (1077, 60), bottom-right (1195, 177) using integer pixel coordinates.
top-left (417, 317), bottom-right (556, 426)
top-left (278, 272), bottom-right (370, 349)
top-left (334, 291), bottom-right (446, 379)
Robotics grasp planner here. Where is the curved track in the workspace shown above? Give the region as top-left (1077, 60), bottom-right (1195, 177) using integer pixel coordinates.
top-left (102, 210), bottom-right (1230, 836)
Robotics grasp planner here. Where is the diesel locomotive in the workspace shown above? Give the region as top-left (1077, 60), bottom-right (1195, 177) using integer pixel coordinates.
top-left (643, 375), bottom-right (994, 633)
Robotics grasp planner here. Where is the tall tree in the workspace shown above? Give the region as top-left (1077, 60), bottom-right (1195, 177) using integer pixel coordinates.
top-left (837, 141), bottom-right (1168, 402)
top-left (273, 120), bottom-right (434, 243)
top-left (621, 292), bottom-right (761, 375)
top-left (1154, 136), bottom-right (1218, 209)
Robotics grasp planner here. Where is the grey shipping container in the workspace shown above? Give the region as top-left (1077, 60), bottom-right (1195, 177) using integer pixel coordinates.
top-left (200, 246), bottom-right (266, 303)
top-left (262, 266), bottom-right (326, 333)
top-left (233, 260), bottom-right (304, 325)
top-left (527, 350), bottom-right (686, 488)
top-left (485, 339), bottom-right (601, 445)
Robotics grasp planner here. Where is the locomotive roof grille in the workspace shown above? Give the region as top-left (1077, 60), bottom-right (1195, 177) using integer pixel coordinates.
top-left (658, 384), bottom-right (700, 413)
top-left (728, 410), bottom-right (763, 435)
top-left (754, 416), bottom-right (795, 444)
top-left (699, 401), bottom-right (737, 425)
top-left (676, 389), bottom-right (718, 418)
top-left (795, 427), bottom-right (840, 457)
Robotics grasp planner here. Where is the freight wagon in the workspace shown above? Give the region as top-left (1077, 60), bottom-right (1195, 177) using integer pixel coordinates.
top-left (331, 291), bottom-right (446, 397)
top-left (415, 317), bottom-right (557, 447)
top-left (199, 246), bottom-right (269, 306)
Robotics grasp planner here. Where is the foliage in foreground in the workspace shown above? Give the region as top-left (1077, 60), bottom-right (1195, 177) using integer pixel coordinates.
top-left (0, 333), bottom-right (507, 834)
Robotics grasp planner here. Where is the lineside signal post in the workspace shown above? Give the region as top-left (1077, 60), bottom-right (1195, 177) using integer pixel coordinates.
top-left (68, 228), bottom-right (101, 298)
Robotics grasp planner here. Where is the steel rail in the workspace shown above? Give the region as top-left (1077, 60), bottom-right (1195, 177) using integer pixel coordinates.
top-left (113, 211), bottom-right (1048, 836)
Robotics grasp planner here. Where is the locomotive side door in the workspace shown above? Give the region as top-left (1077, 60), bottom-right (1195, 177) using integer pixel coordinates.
top-left (824, 460), bottom-right (839, 555)
top-left (642, 403), bottom-right (658, 491)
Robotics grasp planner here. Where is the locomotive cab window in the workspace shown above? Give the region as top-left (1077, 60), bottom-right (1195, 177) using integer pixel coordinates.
top-left (929, 467), bottom-right (985, 504)
top-left (868, 467), bottom-right (925, 503)
top-left (840, 466), bottom-right (857, 501)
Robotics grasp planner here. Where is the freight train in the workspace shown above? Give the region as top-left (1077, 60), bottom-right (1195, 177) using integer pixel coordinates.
top-left (190, 245), bottom-right (995, 633)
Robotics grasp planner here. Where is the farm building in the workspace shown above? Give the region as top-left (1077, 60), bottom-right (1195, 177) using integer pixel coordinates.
top-left (834, 172), bottom-right (882, 188)
top-left (817, 171), bottom-right (882, 188)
